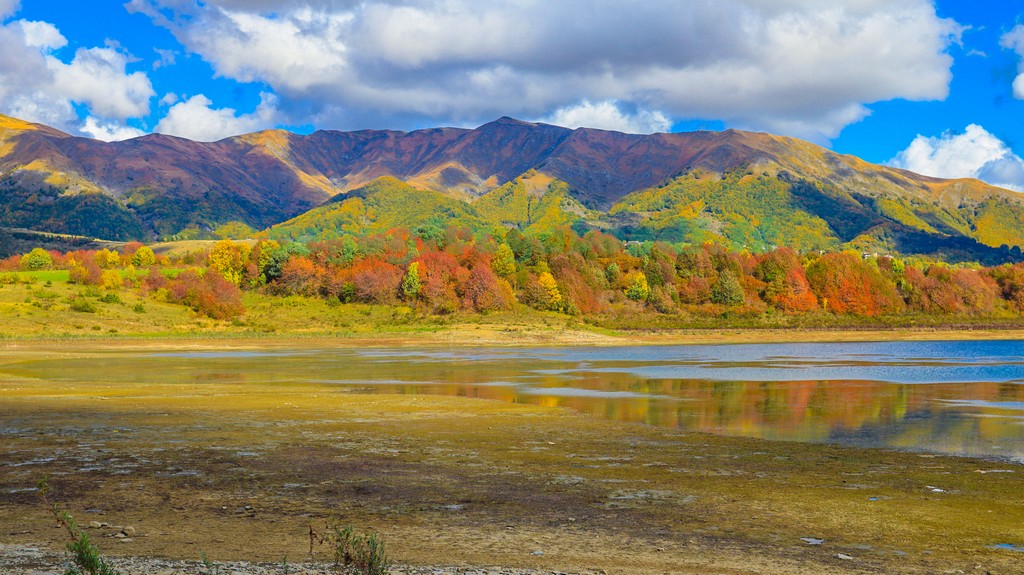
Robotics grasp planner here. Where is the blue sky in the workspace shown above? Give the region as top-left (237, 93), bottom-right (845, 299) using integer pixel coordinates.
top-left (2, 1), bottom-right (1023, 190)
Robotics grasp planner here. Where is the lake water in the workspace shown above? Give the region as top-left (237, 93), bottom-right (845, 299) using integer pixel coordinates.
top-left (8, 340), bottom-right (1024, 461)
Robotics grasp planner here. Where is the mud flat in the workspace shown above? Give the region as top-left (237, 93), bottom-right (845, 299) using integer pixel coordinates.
top-left (1, 342), bottom-right (1023, 574)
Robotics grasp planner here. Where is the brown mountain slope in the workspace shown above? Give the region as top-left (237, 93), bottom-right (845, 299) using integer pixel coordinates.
top-left (0, 113), bottom-right (1022, 262)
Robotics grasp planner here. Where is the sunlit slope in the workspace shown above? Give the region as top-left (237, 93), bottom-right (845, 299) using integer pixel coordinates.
top-left (263, 177), bottom-right (495, 242)
top-left (473, 171), bottom-right (597, 235)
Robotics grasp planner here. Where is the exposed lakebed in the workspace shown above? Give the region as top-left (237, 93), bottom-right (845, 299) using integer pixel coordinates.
top-left (2, 339), bottom-right (1023, 574)
top-left (12, 340), bottom-right (1024, 460)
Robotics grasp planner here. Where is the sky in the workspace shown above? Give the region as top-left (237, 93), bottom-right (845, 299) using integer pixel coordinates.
top-left (1, 1), bottom-right (1023, 190)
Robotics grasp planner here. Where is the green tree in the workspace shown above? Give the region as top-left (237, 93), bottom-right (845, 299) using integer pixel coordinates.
top-left (20, 248), bottom-right (52, 270)
top-left (341, 236), bottom-right (358, 266)
top-left (401, 262), bottom-right (422, 301)
top-left (711, 269), bottom-right (745, 306)
top-left (491, 243), bottom-right (516, 278)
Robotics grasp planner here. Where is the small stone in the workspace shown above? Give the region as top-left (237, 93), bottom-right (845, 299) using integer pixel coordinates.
top-left (801, 537), bottom-right (825, 545)
top-left (530, 550), bottom-right (544, 556)
top-left (114, 532), bottom-right (126, 539)
top-left (118, 538), bottom-right (132, 543)
top-left (837, 553), bottom-right (854, 560)
top-left (88, 521), bottom-right (102, 529)
top-left (122, 526), bottom-right (136, 536)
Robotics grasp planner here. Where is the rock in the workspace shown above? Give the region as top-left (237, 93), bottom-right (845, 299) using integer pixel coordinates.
top-left (88, 521), bottom-right (102, 529)
top-left (530, 550), bottom-right (544, 556)
top-left (800, 537), bottom-right (825, 545)
top-left (122, 525), bottom-right (136, 536)
top-left (837, 553), bottom-right (854, 560)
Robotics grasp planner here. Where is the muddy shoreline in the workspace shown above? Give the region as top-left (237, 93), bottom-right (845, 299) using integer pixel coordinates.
top-left (2, 341), bottom-right (1023, 574)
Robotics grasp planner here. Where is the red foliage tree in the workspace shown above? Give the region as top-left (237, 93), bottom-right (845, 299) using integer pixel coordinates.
top-left (462, 260), bottom-right (515, 312)
top-left (166, 270), bottom-right (245, 320)
top-left (805, 253), bottom-right (902, 316)
top-left (351, 257), bottom-right (403, 304)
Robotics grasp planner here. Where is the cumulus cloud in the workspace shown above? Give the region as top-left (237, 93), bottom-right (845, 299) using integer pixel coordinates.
top-left (127, 0), bottom-right (961, 140)
top-left (889, 124), bottom-right (1024, 192)
top-left (155, 93), bottom-right (278, 141)
top-left (50, 46), bottom-right (155, 119)
top-left (542, 100), bottom-right (671, 134)
top-left (1000, 25), bottom-right (1024, 99)
top-left (0, 0), bottom-right (19, 20)
top-left (80, 117), bottom-right (147, 141)
top-left (0, 16), bottom-right (154, 135)
top-left (17, 20), bottom-right (65, 49)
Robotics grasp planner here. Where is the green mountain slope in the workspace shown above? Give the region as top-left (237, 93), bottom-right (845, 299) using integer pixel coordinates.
top-left (263, 177), bottom-right (494, 242)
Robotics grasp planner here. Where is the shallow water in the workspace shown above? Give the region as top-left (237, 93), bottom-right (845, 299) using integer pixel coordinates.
top-left (6, 340), bottom-right (1024, 461)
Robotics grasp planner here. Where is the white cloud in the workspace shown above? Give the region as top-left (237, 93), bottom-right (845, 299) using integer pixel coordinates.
top-left (50, 46), bottom-right (155, 120)
top-left (80, 117), bottom-right (147, 141)
top-left (128, 0), bottom-right (961, 141)
top-left (1000, 25), bottom-right (1024, 99)
top-left (17, 20), bottom-right (65, 49)
top-left (542, 100), bottom-right (671, 134)
top-left (155, 93), bottom-right (277, 141)
top-left (153, 48), bottom-right (176, 70)
top-left (0, 0), bottom-right (19, 20)
top-left (0, 17), bottom-right (155, 135)
top-left (159, 93), bottom-right (179, 107)
top-left (889, 124), bottom-right (1024, 192)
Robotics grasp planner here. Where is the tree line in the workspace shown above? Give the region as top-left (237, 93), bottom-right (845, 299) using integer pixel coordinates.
top-left (4, 225), bottom-right (1024, 322)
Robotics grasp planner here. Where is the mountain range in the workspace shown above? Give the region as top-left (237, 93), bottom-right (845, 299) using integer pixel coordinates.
top-left (2, 113), bottom-right (1023, 263)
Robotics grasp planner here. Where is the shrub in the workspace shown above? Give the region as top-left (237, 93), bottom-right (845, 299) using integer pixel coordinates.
top-left (38, 479), bottom-right (121, 575)
top-left (99, 293), bottom-right (122, 304)
top-left (313, 524), bottom-right (390, 575)
top-left (70, 299), bottom-right (97, 313)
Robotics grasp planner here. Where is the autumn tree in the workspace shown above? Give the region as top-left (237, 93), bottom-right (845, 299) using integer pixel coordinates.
top-left (624, 271), bottom-right (650, 302)
top-left (352, 258), bottom-right (403, 304)
top-left (131, 246), bottom-right (156, 267)
top-left (166, 270), bottom-right (245, 319)
top-left (491, 243), bottom-right (516, 279)
top-left (20, 248), bottom-right (52, 270)
top-left (208, 240), bottom-right (249, 285)
top-left (805, 252), bottom-right (902, 316)
top-left (536, 271), bottom-right (562, 310)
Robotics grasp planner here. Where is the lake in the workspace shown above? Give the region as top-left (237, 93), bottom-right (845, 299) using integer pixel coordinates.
top-left (7, 339), bottom-right (1024, 461)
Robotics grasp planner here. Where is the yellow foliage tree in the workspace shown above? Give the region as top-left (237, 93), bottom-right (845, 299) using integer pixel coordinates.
top-left (208, 240), bottom-right (249, 286)
top-left (537, 271), bottom-right (562, 310)
top-left (100, 269), bottom-right (123, 290)
top-left (131, 246), bottom-right (156, 267)
top-left (93, 249), bottom-right (121, 269)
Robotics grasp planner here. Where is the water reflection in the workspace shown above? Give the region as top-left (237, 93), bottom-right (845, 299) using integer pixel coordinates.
top-left (3, 341), bottom-right (1024, 461)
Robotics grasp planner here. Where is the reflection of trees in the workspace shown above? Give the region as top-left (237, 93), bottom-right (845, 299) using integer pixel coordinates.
top-left (31, 352), bottom-right (1024, 459)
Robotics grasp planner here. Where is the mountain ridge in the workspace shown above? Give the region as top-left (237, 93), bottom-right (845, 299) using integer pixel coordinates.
top-left (1, 113), bottom-right (1022, 262)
